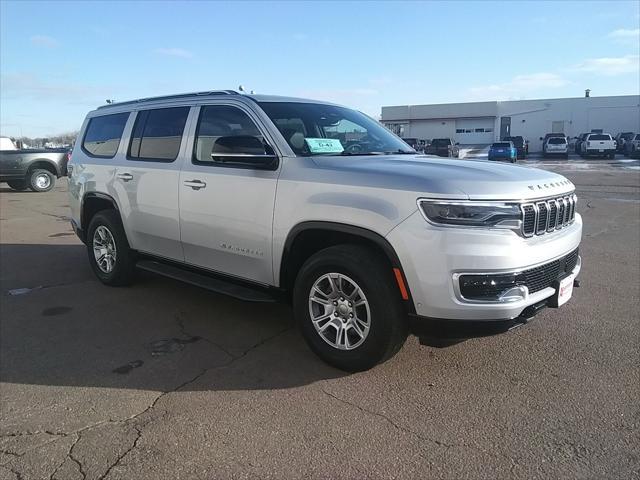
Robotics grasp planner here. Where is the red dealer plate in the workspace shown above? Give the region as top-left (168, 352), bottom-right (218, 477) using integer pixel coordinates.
top-left (556, 274), bottom-right (575, 307)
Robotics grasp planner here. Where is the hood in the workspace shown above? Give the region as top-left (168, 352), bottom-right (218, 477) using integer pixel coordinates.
top-left (311, 154), bottom-right (574, 200)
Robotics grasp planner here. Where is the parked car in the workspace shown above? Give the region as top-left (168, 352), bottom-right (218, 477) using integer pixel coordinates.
top-left (503, 136), bottom-right (528, 159)
top-left (488, 141), bottom-right (517, 163)
top-left (580, 133), bottom-right (616, 158)
top-left (574, 133), bottom-right (589, 154)
top-left (614, 132), bottom-right (635, 153)
top-left (624, 133), bottom-right (640, 158)
top-left (543, 136), bottom-right (569, 159)
top-left (425, 138), bottom-right (459, 158)
top-left (68, 90), bottom-right (582, 371)
top-left (0, 137), bottom-right (70, 192)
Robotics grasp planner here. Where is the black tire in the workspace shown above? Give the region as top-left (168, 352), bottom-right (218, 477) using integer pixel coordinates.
top-left (28, 169), bottom-right (55, 192)
top-left (293, 244), bottom-right (408, 372)
top-left (7, 180), bottom-right (28, 191)
top-left (86, 210), bottom-right (136, 286)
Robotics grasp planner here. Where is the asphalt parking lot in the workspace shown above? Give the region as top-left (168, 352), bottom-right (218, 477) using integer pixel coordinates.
top-left (1, 158), bottom-right (639, 480)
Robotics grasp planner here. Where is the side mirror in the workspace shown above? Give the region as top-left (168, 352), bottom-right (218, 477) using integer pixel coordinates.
top-left (212, 135), bottom-right (277, 168)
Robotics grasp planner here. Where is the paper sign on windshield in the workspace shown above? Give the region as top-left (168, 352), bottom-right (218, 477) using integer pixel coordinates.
top-left (305, 138), bottom-right (344, 154)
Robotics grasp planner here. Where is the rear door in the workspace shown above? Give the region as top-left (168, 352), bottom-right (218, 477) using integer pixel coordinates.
top-left (114, 106), bottom-right (191, 261)
top-left (178, 102), bottom-right (281, 284)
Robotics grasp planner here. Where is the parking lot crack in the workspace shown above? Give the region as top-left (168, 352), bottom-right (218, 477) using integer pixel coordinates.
top-left (320, 388), bottom-right (453, 449)
top-left (97, 425), bottom-right (142, 480)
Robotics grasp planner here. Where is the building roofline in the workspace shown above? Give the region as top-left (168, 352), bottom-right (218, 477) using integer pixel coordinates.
top-left (381, 93), bottom-right (640, 110)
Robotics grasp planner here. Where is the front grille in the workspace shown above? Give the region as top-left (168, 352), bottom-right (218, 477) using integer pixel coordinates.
top-left (522, 247), bottom-right (579, 293)
top-left (521, 194), bottom-right (577, 237)
top-left (458, 248), bottom-right (580, 300)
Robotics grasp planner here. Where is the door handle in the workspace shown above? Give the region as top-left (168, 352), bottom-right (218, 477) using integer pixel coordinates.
top-left (184, 179), bottom-right (206, 190)
top-left (117, 173), bottom-right (133, 182)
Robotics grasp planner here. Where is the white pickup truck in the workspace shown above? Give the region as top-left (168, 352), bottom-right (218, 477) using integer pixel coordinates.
top-left (580, 133), bottom-right (616, 159)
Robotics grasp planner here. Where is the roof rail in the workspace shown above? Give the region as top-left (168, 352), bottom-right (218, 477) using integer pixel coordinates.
top-left (97, 90), bottom-right (239, 109)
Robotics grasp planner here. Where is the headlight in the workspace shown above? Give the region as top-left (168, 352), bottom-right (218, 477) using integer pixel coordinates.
top-left (418, 200), bottom-right (521, 228)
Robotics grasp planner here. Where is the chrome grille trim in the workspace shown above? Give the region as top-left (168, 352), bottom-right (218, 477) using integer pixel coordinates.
top-left (521, 193), bottom-right (576, 237)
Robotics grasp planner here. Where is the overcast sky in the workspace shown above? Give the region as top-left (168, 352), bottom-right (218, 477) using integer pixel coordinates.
top-left (1, 0), bottom-right (638, 137)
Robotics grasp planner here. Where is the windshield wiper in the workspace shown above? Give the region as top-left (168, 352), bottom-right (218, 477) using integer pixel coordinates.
top-left (387, 149), bottom-right (416, 154)
top-left (326, 151), bottom-right (387, 156)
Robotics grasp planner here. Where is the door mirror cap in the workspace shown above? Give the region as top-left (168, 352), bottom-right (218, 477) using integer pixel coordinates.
top-left (211, 135), bottom-right (277, 168)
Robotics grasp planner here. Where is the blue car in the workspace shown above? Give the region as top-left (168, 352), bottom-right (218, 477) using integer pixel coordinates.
top-left (488, 141), bottom-right (517, 163)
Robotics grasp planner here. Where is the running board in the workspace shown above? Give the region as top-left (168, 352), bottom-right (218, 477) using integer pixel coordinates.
top-left (136, 259), bottom-right (278, 303)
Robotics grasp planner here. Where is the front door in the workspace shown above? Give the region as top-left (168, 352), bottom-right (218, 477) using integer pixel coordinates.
top-left (178, 103), bottom-right (280, 285)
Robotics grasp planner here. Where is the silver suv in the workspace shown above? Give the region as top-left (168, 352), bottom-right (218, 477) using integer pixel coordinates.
top-left (68, 91), bottom-right (583, 371)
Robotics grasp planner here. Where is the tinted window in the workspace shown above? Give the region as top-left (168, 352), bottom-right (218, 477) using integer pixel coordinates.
top-left (589, 134), bottom-right (610, 140)
top-left (492, 143), bottom-right (511, 148)
top-left (194, 105), bottom-right (264, 164)
top-left (259, 102), bottom-right (412, 156)
top-left (431, 139), bottom-right (451, 146)
top-left (129, 107), bottom-right (189, 161)
top-left (548, 138), bottom-right (567, 144)
top-left (82, 112), bottom-right (129, 157)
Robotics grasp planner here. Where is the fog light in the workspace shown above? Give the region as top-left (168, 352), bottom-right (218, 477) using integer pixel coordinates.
top-left (459, 273), bottom-right (527, 302)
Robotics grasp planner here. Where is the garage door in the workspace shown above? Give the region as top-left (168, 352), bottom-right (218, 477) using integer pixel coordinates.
top-left (455, 118), bottom-right (495, 144)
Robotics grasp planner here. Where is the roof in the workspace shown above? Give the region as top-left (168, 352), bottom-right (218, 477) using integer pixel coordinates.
top-left (96, 90), bottom-right (340, 111)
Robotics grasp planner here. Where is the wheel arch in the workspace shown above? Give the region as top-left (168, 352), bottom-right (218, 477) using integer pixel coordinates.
top-left (80, 192), bottom-right (121, 242)
top-left (279, 221), bottom-right (414, 313)
top-left (27, 160), bottom-right (59, 177)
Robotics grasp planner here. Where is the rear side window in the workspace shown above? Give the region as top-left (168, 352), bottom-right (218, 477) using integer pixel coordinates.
top-left (82, 112), bottom-right (129, 158)
top-left (589, 134), bottom-right (611, 141)
top-left (128, 107), bottom-right (190, 161)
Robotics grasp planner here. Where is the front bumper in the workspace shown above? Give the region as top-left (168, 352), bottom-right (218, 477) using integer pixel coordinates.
top-left (387, 209), bottom-right (582, 321)
top-left (584, 148), bottom-right (615, 156)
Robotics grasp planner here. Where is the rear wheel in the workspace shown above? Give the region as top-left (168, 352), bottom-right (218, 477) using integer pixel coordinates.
top-left (28, 169), bottom-right (55, 192)
top-left (86, 210), bottom-right (136, 286)
top-left (7, 180), bottom-right (28, 191)
top-left (293, 244), bottom-right (408, 372)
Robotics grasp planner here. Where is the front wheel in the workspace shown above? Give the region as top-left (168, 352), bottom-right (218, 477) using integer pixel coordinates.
top-left (293, 245), bottom-right (408, 372)
top-left (28, 169), bottom-right (56, 192)
top-left (86, 210), bottom-right (136, 286)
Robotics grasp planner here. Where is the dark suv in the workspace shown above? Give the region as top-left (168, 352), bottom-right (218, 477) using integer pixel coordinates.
top-left (503, 136), bottom-right (528, 159)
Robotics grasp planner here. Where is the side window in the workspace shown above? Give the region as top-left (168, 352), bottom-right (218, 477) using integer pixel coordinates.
top-left (128, 107), bottom-right (190, 162)
top-left (82, 112), bottom-right (129, 158)
top-left (194, 105), bottom-right (273, 167)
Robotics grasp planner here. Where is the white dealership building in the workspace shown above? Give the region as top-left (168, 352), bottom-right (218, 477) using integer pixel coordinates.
top-left (381, 94), bottom-right (640, 152)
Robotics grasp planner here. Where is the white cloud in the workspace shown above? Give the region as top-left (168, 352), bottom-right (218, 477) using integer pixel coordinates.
top-left (467, 73), bottom-right (569, 100)
top-left (154, 48), bottom-right (194, 59)
top-left (0, 72), bottom-right (109, 102)
top-left (571, 55), bottom-right (640, 76)
top-left (607, 28), bottom-right (640, 45)
top-left (30, 35), bottom-right (59, 48)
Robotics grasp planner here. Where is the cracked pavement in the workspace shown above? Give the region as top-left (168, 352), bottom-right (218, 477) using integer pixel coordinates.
top-left (1, 163), bottom-right (639, 479)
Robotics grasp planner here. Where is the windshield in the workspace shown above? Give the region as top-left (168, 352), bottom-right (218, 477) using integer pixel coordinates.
top-left (548, 138), bottom-right (567, 144)
top-left (492, 143), bottom-right (511, 148)
top-left (258, 102), bottom-right (414, 156)
top-left (589, 134), bottom-right (610, 140)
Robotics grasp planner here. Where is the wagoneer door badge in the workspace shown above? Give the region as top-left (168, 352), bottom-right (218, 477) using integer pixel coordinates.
top-left (220, 243), bottom-right (264, 257)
